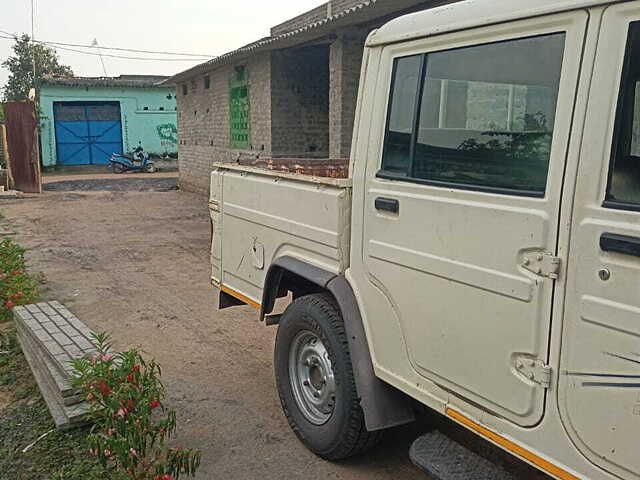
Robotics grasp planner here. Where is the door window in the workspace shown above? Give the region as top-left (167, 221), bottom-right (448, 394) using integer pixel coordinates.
top-left (382, 55), bottom-right (423, 174)
top-left (380, 34), bottom-right (566, 196)
top-left (606, 22), bottom-right (640, 209)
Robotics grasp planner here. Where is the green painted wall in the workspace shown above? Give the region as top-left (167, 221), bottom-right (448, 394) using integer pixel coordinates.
top-left (39, 84), bottom-right (177, 166)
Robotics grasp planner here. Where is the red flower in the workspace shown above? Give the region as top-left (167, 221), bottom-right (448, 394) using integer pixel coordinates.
top-left (4, 300), bottom-right (14, 309)
top-left (97, 382), bottom-right (111, 396)
top-left (126, 373), bottom-right (135, 383)
top-left (154, 475), bottom-right (173, 480)
top-left (132, 364), bottom-right (141, 373)
top-left (127, 399), bottom-right (136, 409)
top-left (11, 270), bottom-right (22, 276)
top-left (150, 399), bottom-right (161, 410)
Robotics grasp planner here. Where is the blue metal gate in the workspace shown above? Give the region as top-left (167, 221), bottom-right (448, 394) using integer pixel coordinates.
top-left (54, 101), bottom-right (123, 165)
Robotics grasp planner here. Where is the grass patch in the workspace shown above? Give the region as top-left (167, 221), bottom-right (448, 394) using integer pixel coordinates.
top-left (0, 327), bottom-right (120, 480)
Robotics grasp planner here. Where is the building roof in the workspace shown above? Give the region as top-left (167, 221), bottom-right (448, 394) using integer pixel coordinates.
top-left (369, 0), bottom-right (618, 46)
top-left (41, 75), bottom-right (173, 89)
top-left (165, 0), bottom-right (440, 84)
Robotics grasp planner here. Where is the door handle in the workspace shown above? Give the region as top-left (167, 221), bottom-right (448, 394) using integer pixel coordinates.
top-left (600, 232), bottom-right (640, 257)
top-left (375, 197), bottom-right (399, 213)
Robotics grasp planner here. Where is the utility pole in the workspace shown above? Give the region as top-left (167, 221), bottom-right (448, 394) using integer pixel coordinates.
top-left (30, 0), bottom-right (37, 93)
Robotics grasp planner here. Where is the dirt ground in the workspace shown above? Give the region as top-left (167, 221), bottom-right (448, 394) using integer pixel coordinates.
top-left (0, 174), bottom-right (434, 480)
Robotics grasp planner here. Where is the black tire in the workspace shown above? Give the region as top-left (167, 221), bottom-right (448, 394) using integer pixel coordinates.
top-left (112, 163), bottom-right (125, 174)
top-left (274, 293), bottom-right (383, 460)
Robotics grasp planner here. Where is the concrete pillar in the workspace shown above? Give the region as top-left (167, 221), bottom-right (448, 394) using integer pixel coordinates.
top-left (329, 30), bottom-right (367, 160)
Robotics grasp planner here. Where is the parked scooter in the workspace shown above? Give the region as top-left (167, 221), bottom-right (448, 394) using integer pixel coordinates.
top-left (108, 145), bottom-right (155, 174)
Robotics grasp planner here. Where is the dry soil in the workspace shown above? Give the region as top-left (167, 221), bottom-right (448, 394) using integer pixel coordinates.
top-left (0, 174), bottom-right (433, 480)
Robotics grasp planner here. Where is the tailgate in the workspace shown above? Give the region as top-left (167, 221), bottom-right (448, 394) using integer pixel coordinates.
top-left (210, 164), bottom-right (352, 308)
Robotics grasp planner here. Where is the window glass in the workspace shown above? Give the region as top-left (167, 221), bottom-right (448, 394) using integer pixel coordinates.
top-left (87, 104), bottom-right (120, 122)
top-left (381, 34), bottom-right (566, 195)
top-left (54, 104), bottom-right (86, 122)
top-left (608, 23), bottom-right (640, 207)
top-left (382, 55), bottom-right (422, 174)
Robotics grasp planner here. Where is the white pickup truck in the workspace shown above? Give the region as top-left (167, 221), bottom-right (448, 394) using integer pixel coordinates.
top-left (210, 1), bottom-right (640, 479)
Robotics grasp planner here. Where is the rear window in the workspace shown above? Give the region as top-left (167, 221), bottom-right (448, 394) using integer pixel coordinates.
top-left (380, 33), bottom-right (566, 196)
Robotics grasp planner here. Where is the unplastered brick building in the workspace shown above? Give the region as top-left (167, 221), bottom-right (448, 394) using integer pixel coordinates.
top-left (168, 0), bottom-right (453, 194)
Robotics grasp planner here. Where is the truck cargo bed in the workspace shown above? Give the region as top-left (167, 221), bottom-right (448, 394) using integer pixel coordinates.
top-left (210, 161), bottom-right (352, 308)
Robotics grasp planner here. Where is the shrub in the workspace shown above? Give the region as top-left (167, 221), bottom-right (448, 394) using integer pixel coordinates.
top-left (0, 238), bottom-right (38, 322)
top-left (72, 333), bottom-right (201, 480)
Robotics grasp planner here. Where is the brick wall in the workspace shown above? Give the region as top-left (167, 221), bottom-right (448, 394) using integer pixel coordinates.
top-left (271, 45), bottom-right (330, 158)
top-left (177, 53), bottom-right (271, 194)
top-left (329, 28), bottom-right (368, 159)
top-left (177, 27), bottom-right (367, 194)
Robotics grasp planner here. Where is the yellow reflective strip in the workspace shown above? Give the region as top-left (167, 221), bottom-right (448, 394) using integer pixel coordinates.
top-left (220, 285), bottom-right (261, 310)
top-left (446, 408), bottom-right (581, 480)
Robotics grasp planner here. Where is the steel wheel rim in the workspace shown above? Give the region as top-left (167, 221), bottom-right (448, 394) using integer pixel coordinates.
top-left (288, 330), bottom-right (336, 425)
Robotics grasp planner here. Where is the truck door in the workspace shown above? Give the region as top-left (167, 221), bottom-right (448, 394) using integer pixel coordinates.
top-left (361, 12), bottom-right (587, 427)
top-left (560, 4), bottom-right (640, 479)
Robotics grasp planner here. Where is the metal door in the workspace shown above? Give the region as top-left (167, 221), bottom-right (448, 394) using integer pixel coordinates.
top-left (560, 4), bottom-right (640, 479)
top-left (3, 101), bottom-right (41, 193)
top-left (54, 102), bottom-right (122, 165)
top-left (361, 12), bottom-right (587, 427)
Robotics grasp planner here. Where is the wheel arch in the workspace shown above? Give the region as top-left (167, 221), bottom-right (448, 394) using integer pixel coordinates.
top-left (262, 256), bottom-right (415, 431)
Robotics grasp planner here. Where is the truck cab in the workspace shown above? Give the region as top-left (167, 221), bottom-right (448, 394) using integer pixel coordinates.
top-left (210, 1), bottom-right (640, 478)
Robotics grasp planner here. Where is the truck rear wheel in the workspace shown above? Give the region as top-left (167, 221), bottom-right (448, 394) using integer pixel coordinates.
top-left (274, 293), bottom-right (383, 460)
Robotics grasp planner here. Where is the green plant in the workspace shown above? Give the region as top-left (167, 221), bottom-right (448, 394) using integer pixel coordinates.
top-left (0, 324), bottom-right (118, 479)
top-left (72, 333), bottom-right (201, 480)
top-left (0, 238), bottom-right (39, 322)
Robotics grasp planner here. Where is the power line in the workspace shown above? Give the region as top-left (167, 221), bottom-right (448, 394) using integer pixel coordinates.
top-left (0, 28), bottom-right (214, 57)
top-left (0, 35), bottom-right (207, 61)
top-left (51, 44), bottom-right (208, 62)
top-left (39, 39), bottom-right (213, 58)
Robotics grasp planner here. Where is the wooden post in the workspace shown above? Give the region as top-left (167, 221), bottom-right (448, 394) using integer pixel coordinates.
top-left (31, 111), bottom-right (42, 194)
top-left (1, 123), bottom-right (14, 190)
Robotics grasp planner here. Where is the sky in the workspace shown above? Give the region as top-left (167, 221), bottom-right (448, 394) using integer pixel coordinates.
top-left (0, 0), bottom-right (325, 88)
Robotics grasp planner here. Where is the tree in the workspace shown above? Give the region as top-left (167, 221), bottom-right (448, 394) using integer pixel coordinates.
top-left (2, 34), bottom-right (73, 102)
